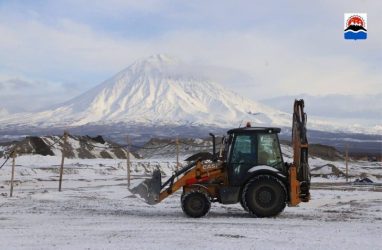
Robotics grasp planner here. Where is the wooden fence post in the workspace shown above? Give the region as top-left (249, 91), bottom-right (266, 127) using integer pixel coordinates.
top-left (345, 144), bottom-right (349, 183)
top-left (58, 131), bottom-right (68, 192)
top-left (126, 135), bottom-right (131, 188)
top-left (10, 151), bottom-right (16, 197)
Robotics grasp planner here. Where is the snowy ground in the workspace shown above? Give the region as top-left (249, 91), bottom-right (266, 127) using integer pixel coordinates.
top-left (1, 156), bottom-right (382, 249)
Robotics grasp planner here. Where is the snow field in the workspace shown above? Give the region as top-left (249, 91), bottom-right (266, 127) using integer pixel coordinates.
top-left (0, 155), bottom-right (381, 249)
top-left (1, 181), bottom-right (381, 250)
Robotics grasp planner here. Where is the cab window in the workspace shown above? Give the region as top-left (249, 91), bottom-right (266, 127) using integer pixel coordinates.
top-left (231, 135), bottom-right (256, 165)
top-left (257, 133), bottom-right (283, 170)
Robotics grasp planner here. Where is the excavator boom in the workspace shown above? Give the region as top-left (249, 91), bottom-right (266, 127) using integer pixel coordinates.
top-left (290, 99), bottom-right (310, 204)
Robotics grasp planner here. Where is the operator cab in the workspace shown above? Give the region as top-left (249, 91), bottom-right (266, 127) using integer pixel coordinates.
top-left (224, 127), bottom-right (284, 186)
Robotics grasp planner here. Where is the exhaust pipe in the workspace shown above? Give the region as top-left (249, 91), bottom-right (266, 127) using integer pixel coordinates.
top-left (209, 133), bottom-right (216, 161)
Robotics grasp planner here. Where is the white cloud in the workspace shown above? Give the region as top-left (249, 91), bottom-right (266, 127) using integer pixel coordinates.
top-left (0, 75), bottom-right (82, 112)
top-left (0, 0), bottom-right (380, 109)
top-left (262, 93), bottom-right (382, 122)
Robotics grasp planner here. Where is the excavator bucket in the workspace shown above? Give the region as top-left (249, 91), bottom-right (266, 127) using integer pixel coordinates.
top-left (129, 169), bottom-right (162, 205)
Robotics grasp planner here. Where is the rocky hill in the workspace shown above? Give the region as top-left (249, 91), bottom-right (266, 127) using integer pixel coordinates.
top-left (0, 135), bottom-right (134, 159)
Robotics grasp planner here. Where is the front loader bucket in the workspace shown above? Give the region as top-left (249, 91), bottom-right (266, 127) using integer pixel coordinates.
top-left (130, 169), bottom-right (162, 205)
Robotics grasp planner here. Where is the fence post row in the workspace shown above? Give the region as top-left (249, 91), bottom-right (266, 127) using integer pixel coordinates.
top-left (2, 132), bottom-right (219, 196)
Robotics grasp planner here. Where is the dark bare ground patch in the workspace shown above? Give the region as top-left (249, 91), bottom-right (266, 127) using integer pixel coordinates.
top-left (215, 233), bottom-right (246, 239)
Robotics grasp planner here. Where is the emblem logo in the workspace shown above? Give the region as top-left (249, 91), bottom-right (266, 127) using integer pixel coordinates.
top-left (344, 13), bottom-right (367, 40)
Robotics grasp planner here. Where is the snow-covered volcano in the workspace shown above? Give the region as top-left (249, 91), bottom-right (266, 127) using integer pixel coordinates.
top-left (0, 54), bottom-right (291, 128)
top-left (1, 54), bottom-right (380, 135)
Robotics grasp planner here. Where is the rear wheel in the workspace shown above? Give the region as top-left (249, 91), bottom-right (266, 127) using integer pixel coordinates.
top-left (181, 191), bottom-right (211, 218)
top-left (242, 175), bottom-right (286, 217)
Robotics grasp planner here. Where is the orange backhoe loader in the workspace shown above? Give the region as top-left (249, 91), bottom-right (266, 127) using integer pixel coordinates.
top-left (131, 99), bottom-right (310, 217)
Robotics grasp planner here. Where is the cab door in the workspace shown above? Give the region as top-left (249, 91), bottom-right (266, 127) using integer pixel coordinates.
top-left (228, 134), bottom-right (257, 186)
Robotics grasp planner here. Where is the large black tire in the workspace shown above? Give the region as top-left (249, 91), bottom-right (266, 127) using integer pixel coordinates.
top-left (242, 175), bottom-right (287, 217)
top-left (181, 191), bottom-right (211, 218)
top-left (240, 196), bottom-right (249, 212)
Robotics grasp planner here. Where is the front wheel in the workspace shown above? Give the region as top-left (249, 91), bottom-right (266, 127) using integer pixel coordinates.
top-left (242, 175), bottom-right (287, 217)
top-left (240, 196), bottom-right (249, 211)
top-left (181, 191), bottom-right (211, 218)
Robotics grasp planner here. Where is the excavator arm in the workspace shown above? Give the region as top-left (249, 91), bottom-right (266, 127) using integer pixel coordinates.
top-left (289, 99), bottom-right (311, 206)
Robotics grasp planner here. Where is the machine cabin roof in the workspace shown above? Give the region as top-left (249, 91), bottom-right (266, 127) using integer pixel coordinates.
top-left (227, 127), bottom-right (281, 135)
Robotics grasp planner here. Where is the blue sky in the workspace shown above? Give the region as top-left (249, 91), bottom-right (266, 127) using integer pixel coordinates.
top-left (0, 0), bottom-right (381, 113)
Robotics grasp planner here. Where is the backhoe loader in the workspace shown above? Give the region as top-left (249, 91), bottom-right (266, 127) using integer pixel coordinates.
top-left (131, 99), bottom-right (310, 217)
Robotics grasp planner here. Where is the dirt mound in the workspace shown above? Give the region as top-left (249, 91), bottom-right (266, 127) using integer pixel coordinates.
top-left (311, 164), bottom-right (345, 177)
top-left (309, 144), bottom-right (343, 161)
top-left (29, 137), bottom-right (55, 156)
